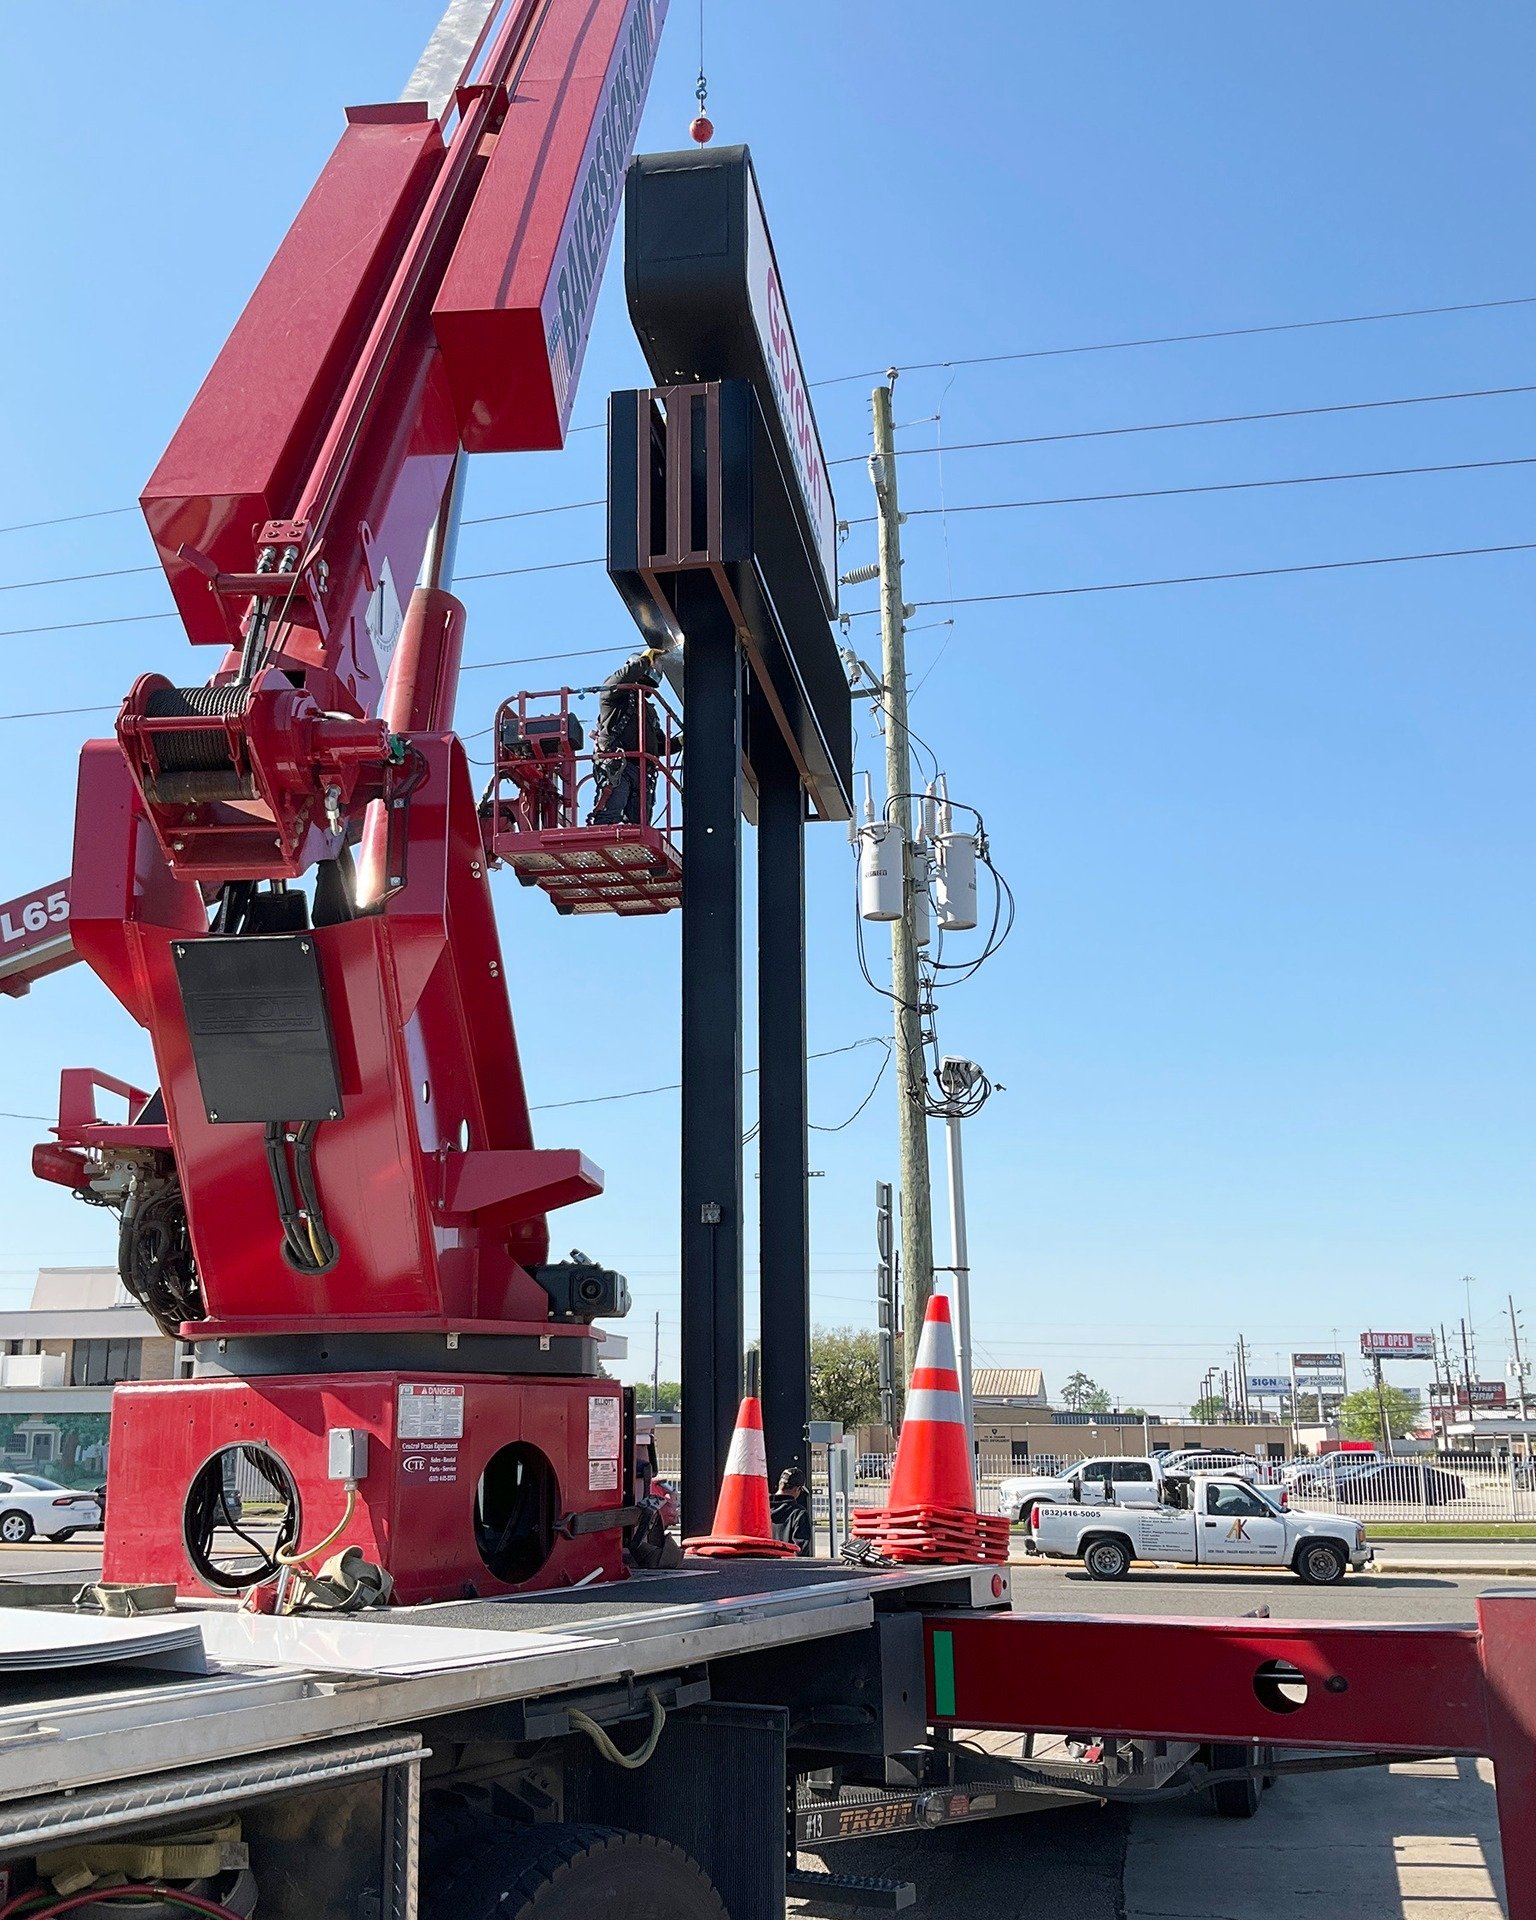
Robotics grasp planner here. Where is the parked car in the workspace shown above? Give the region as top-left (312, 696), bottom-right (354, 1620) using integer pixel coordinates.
top-left (1159, 1449), bottom-right (1263, 1482)
top-left (0, 1472), bottom-right (102, 1543)
top-left (1289, 1456), bottom-right (1465, 1505)
top-left (998, 1455), bottom-right (1162, 1525)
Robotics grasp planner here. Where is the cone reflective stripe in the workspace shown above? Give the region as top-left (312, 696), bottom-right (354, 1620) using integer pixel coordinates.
top-left (682, 1395), bottom-right (798, 1558)
top-left (887, 1293), bottom-right (975, 1513)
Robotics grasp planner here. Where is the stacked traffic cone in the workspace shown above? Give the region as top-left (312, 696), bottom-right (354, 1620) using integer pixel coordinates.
top-left (683, 1396), bottom-right (800, 1559)
top-left (852, 1293), bottom-right (1011, 1565)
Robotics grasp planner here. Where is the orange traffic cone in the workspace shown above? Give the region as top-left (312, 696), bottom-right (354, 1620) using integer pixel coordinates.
top-left (684, 1396), bottom-right (799, 1559)
top-left (852, 1291), bottom-right (1008, 1565)
top-left (887, 1291), bottom-right (975, 1513)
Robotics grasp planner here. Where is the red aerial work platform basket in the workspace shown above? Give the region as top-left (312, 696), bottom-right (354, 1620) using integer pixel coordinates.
top-left (481, 684), bottom-right (683, 915)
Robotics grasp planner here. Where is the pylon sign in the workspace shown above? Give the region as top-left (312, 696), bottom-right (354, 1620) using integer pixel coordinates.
top-left (623, 146), bottom-right (838, 614)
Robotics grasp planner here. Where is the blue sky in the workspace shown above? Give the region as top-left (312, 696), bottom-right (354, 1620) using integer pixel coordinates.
top-left (0, 3), bottom-right (1532, 1414)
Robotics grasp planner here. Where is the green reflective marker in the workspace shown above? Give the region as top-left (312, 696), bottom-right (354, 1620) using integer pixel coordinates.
top-left (932, 1629), bottom-right (956, 1718)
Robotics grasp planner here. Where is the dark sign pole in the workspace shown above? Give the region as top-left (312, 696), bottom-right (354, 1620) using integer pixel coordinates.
top-left (756, 710), bottom-right (811, 1485)
top-left (678, 571), bottom-right (746, 1537)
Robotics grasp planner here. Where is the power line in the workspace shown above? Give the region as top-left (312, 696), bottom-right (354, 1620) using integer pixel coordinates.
top-left (454, 556), bottom-right (603, 584)
top-left (0, 505), bottom-right (137, 540)
top-left (841, 540), bottom-right (1536, 617)
top-left (462, 498), bottom-right (604, 528)
top-left (812, 293), bottom-right (1536, 389)
top-left (0, 652), bottom-right (625, 725)
top-left (8, 290), bottom-right (1533, 544)
top-left (529, 1035), bottom-right (887, 1112)
top-left (0, 609), bottom-right (177, 641)
top-left (0, 702), bottom-right (117, 724)
top-left (0, 500), bottom-right (609, 595)
top-left (460, 644), bottom-right (623, 675)
top-left (828, 382), bottom-right (1536, 468)
top-left (0, 562), bottom-right (158, 596)
top-left (840, 454), bottom-right (1536, 527)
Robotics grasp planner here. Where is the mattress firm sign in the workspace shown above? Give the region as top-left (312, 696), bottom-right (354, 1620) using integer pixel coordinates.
top-left (744, 170), bottom-right (837, 603)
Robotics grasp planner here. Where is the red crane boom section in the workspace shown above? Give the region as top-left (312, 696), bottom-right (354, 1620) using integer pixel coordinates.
top-left (42, 0), bottom-right (668, 1340)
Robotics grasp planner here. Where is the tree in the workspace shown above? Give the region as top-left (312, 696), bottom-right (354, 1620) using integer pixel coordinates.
top-left (1060, 1371), bottom-right (1102, 1412)
top-left (1189, 1394), bottom-right (1226, 1423)
top-left (634, 1381), bottom-right (681, 1415)
top-left (1082, 1386), bottom-right (1113, 1414)
top-left (1118, 1406), bottom-right (1150, 1422)
top-left (810, 1326), bottom-right (882, 1430)
top-left (1339, 1385), bottom-right (1421, 1444)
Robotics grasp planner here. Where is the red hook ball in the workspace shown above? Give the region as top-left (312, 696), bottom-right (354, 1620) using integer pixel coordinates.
top-left (689, 113), bottom-right (715, 144)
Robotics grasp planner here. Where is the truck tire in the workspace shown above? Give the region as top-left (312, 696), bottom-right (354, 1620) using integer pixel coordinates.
top-left (1082, 1535), bottom-right (1133, 1580)
top-left (421, 1823), bottom-right (728, 1920)
top-left (1207, 1743), bottom-right (1262, 1818)
top-left (1294, 1540), bottom-right (1347, 1586)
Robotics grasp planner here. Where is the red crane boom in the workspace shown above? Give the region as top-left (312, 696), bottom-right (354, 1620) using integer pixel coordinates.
top-left (28, 0), bottom-right (670, 1605)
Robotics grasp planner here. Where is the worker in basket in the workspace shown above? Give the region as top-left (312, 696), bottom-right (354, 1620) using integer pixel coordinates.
top-left (589, 647), bottom-right (672, 825)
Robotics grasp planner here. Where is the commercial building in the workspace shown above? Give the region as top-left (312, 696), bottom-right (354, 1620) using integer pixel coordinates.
top-left (0, 1268), bottom-right (183, 1485)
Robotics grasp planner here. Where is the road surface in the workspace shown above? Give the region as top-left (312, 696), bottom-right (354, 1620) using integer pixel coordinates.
top-left (0, 1537), bottom-right (1516, 1915)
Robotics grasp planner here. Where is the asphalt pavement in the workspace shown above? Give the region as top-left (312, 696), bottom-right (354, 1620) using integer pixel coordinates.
top-left (0, 1536), bottom-right (1518, 1915)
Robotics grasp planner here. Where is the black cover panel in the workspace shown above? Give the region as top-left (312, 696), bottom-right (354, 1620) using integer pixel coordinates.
top-left (173, 933), bottom-right (343, 1124)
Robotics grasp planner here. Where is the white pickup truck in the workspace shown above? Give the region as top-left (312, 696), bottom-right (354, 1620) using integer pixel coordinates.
top-left (1031, 1472), bottom-right (1372, 1584)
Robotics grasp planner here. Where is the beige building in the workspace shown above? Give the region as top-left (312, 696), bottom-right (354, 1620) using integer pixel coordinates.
top-left (0, 1268), bottom-right (182, 1484)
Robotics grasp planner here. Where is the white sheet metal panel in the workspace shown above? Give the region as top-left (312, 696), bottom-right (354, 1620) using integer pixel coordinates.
top-left (400, 0), bottom-right (503, 119)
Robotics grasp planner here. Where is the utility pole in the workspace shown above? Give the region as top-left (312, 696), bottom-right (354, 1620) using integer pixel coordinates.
top-left (1460, 1316), bottom-right (1475, 1396)
top-left (1235, 1334), bottom-right (1248, 1423)
top-left (1508, 1293), bottom-right (1529, 1423)
top-left (1436, 1323), bottom-right (1454, 1451)
top-left (1372, 1355), bottom-right (1393, 1452)
top-left (1462, 1276), bottom-right (1479, 1381)
top-left (652, 1310), bottom-right (660, 1419)
top-left (870, 377), bottom-right (934, 1388)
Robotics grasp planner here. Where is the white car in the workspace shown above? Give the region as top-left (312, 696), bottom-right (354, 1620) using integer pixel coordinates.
top-left (999, 1455), bottom-right (1163, 1524)
top-left (1159, 1449), bottom-right (1263, 1482)
top-left (0, 1472), bottom-right (102, 1543)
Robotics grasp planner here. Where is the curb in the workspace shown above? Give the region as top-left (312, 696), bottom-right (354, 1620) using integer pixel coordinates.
top-left (1372, 1559), bottom-right (1536, 1577)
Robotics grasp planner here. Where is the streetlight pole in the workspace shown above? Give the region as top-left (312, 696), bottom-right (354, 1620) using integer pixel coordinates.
top-left (934, 1055), bottom-right (989, 1448)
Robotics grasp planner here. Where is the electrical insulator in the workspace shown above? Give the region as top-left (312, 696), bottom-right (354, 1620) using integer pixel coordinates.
top-left (910, 847), bottom-right (932, 948)
top-left (936, 831), bottom-right (978, 931)
top-left (857, 824), bottom-right (904, 922)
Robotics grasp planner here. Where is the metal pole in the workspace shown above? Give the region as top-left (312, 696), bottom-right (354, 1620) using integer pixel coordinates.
top-left (757, 713), bottom-right (812, 1484)
top-left (943, 1105), bottom-right (974, 1445)
top-left (652, 1310), bottom-right (660, 1417)
top-left (1510, 1293), bottom-right (1528, 1419)
top-left (419, 450), bottom-right (467, 591)
top-left (677, 573), bottom-right (745, 1538)
top-left (870, 380), bottom-right (934, 1398)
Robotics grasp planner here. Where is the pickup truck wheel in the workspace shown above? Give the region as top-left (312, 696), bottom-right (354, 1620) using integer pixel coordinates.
top-left (422, 1822), bottom-right (727, 1920)
top-left (1294, 1540), bottom-right (1347, 1586)
top-left (1207, 1744), bottom-right (1262, 1818)
top-left (1083, 1536), bottom-right (1132, 1580)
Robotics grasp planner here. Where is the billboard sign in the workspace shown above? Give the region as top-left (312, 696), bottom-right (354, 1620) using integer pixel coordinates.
top-left (1246, 1375), bottom-right (1291, 1396)
top-left (1293, 1372), bottom-right (1347, 1391)
top-left (1360, 1332), bottom-right (1435, 1360)
top-left (1429, 1381), bottom-right (1509, 1410)
top-left (1292, 1351), bottom-right (1344, 1370)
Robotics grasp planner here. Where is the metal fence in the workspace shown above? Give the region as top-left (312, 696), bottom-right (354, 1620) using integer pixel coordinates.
top-left (1285, 1453), bottom-right (1536, 1525)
